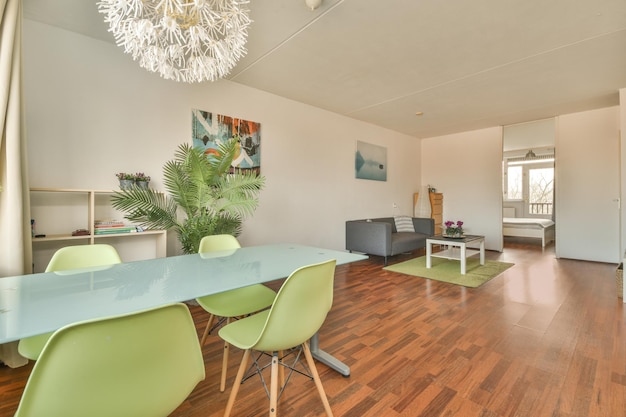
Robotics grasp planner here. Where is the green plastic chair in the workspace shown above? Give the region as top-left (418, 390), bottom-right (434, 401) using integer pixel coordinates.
top-left (219, 259), bottom-right (337, 417)
top-left (18, 244), bottom-right (123, 361)
top-left (195, 234), bottom-right (277, 392)
top-left (13, 303), bottom-right (205, 417)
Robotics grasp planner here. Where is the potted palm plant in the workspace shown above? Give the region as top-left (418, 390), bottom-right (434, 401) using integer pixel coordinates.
top-left (111, 138), bottom-right (265, 254)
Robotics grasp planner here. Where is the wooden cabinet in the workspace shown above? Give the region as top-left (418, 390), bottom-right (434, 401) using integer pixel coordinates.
top-left (429, 192), bottom-right (443, 235)
top-left (413, 192), bottom-right (443, 235)
top-left (30, 188), bottom-right (166, 272)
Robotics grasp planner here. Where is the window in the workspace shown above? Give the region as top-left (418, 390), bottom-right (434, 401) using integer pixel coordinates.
top-left (504, 158), bottom-right (554, 216)
top-left (506, 165), bottom-right (522, 200)
top-left (528, 166), bottom-right (553, 214)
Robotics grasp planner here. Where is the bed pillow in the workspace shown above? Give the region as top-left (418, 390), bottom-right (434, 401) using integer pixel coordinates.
top-left (394, 216), bottom-right (415, 233)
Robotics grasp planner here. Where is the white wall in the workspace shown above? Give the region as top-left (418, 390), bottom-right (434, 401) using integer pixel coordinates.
top-left (502, 118), bottom-right (555, 152)
top-left (420, 127), bottom-right (504, 251)
top-left (621, 90), bottom-right (626, 247)
top-left (555, 106), bottom-right (621, 263)
top-left (23, 20), bottom-right (421, 256)
top-left (621, 88), bottom-right (626, 298)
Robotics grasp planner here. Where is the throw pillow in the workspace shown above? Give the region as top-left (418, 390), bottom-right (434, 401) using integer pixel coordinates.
top-left (394, 216), bottom-right (415, 233)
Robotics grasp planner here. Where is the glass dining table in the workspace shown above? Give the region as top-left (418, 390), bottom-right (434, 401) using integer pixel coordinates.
top-left (0, 243), bottom-right (367, 376)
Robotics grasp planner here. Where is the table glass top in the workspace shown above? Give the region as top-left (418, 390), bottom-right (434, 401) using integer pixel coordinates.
top-left (0, 244), bottom-right (367, 344)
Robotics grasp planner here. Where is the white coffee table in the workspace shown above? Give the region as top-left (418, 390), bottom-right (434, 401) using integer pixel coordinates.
top-left (426, 235), bottom-right (485, 275)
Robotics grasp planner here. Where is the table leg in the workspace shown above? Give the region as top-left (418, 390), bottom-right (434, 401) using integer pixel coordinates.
top-left (460, 243), bottom-right (466, 275)
top-left (480, 239), bottom-right (485, 265)
top-left (310, 333), bottom-right (350, 377)
top-left (426, 241), bottom-right (432, 268)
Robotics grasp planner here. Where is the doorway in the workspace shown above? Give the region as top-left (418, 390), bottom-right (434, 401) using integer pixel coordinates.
top-left (503, 119), bottom-right (556, 248)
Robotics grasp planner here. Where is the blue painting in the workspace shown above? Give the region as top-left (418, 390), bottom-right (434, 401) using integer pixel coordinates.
top-left (355, 141), bottom-right (387, 181)
top-left (192, 109), bottom-right (261, 174)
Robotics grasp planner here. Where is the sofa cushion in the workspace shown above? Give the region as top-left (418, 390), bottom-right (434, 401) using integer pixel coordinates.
top-left (394, 216), bottom-right (415, 233)
top-left (391, 232), bottom-right (429, 255)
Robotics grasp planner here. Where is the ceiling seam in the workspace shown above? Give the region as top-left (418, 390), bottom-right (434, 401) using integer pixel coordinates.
top-left (346, 27), bottom-right (626, 116)
top-left (228, 0), bottom-right (346, 80)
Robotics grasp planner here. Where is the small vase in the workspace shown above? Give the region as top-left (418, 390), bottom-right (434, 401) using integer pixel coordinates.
top-left (136, 180), bottom-right (149, 189)
top-left (119, 179), bottom-right (135, 190)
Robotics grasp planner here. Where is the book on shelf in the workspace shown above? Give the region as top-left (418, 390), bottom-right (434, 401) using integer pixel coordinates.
top-left (94, 227), bottom-right (137, 235)
top-left (94, 219), bottom-right (125, 227)
top-left (94, 220), bottom-right (137, 234)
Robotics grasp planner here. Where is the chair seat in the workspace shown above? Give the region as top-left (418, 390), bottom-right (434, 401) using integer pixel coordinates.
top-left (218, 310), bottom-right (269, 348)
top-left (17, 332), bottom-right (53, 361)
top-left (196, 284), bottom-right (275, 318)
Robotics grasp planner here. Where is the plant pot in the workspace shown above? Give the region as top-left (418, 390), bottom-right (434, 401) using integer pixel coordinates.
top-left (119, 179), bottom-right (135, 190)
top-left (136, 180), bottom-right (149, 189)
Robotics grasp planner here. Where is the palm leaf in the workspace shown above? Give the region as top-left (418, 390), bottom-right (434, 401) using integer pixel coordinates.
top-left (110, 187), bottom-right (179, 231)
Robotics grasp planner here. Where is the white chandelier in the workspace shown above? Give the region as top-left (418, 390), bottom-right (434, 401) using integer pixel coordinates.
top-left (97, 0), bottom-right (252, 83)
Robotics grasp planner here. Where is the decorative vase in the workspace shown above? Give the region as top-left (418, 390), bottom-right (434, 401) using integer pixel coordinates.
top-left (119, 179), bottom-right (135, 190)
top-left (136, 180), bottom-right (149, 189)
top-left (414, 185), bottom-right (432, 218)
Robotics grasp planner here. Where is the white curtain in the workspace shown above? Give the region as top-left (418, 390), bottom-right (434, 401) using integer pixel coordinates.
top-left (0, 0), bottom-right (31, 367)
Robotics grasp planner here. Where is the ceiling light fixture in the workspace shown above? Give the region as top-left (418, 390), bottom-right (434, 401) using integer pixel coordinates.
top-left (97, 0), bottom-right (252, 83)
top-left (507, 149), bottom-right (555, 165)
top-left (305, 0), bottom-right (323, 10)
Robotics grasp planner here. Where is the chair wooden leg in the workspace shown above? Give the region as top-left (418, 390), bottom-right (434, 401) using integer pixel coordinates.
top-left (224, 349), bottom-right (251, 417)
top-left (270, 351), bottom-right (279, 417)
top-left (278, 350), bottom-right (285, 388)
top-left (220, 341), bottom-right (230, 392)
top-left (302, 342), bottom-right (334, 417)
top-left (220, 317), bottom-right (231, 392)
top-left (200, 314), bottom-right (216, 346)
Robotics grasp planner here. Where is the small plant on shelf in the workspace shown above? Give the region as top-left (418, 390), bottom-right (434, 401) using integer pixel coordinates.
top-left (134, 172), bottom-right (151, 189)
top-left (134, 172), bottom-right (151, 182)
top-left (115, 172), bottom-right (135, 180)
top-left (116, 172), bottom-right (136, 190)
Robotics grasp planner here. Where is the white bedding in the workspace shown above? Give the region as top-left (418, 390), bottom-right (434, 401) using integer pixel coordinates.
top-left (503, 217), bottom-right (555, 247)
top-left (503, 217), bottom-right (555, 228)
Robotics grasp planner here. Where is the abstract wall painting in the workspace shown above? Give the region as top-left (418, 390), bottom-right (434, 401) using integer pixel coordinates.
top-left (192, 109), bottom-right (261, 174)
top-left (355, 141), bottom-right (387, 181)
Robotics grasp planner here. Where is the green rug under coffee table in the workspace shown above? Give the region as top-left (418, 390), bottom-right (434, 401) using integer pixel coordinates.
top-left (383, 255), bottom-right (514, 288)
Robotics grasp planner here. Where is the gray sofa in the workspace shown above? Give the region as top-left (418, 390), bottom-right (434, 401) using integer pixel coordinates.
top-left (345, 217), bottom-right (434, 265)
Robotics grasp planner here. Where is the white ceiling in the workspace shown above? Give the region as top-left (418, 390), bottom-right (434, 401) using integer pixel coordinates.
top-left (22, 0), bottom-right (626, 138)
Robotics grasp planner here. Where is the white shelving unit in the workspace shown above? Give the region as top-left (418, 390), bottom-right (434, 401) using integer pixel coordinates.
top-left (30, 187), bottom-right (166, 272)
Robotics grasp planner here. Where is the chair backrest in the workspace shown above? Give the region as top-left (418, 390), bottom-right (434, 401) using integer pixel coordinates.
top-left (14, 303), bottom-right (206, 417)
top-left (45, 244), bottom-right (122, 272)
top-left (252, 259), bottom-right (337, 352)
top-left (198, 234), bottom-right (241, 253)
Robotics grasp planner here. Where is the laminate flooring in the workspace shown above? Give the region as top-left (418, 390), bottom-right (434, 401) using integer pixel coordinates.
top-left (1, 240), bottom-right (624, 416)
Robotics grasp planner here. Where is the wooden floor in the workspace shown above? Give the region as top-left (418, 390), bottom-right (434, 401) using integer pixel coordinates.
top-left (1, 241), bottom-right (625, 417)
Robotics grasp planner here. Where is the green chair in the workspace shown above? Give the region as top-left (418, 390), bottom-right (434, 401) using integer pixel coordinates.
top-left (18, 244), bottom-right (123, 361)
top-left (13, 303), bottom-right (205, 417)
top-left (219, 259), bottom-right (337, 417)
top-left (195, 234), bottom-right (277, 392)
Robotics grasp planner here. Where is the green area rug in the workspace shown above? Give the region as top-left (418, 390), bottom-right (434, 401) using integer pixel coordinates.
top-left (383, 256), bottom-right (514, 288)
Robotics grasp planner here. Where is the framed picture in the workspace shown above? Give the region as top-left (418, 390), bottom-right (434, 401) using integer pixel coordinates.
top-left (355, 140), bottom-right (387, 181)
top-left (192, 109), bottom-right (261, 174)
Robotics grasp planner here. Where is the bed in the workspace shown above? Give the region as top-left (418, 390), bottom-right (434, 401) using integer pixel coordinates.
top-left (502, 207), bottom-right (555, 247)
